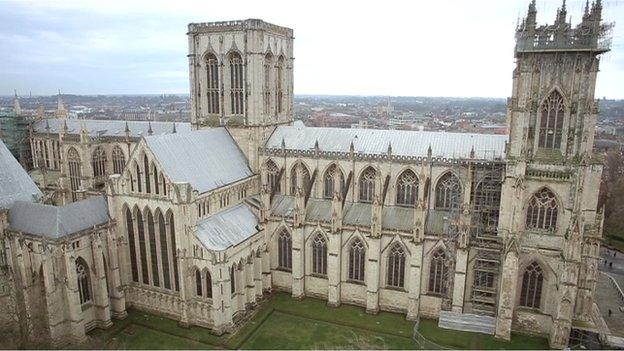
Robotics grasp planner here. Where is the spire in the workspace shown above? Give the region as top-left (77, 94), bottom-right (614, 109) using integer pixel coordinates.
top-left (594, 0), bottom-right (603, 22)
top-left (148, 121), bottom-right (153, 136)
top-left (525, 0), bottom-right (537, 31)
top-left (62, 119), bottom-right (68, 133)
top-left (584, 0), bottom-right (590, 16)
top-left (172, 122), bottom-right (177, 133)
top-left (556, 0), bottom-right (567, 27)
top-left (427, 144), bottom-right (432, 158)
top-left (13, 90), bottom-right (21, 116)
top-left (56, 89), bottom-right (67, 118)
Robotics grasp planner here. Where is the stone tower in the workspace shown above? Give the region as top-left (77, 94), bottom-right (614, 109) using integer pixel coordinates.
top-left (495, 1), bottom-right (611, 348)
top-left (187, 19), bottom-right (294, 171)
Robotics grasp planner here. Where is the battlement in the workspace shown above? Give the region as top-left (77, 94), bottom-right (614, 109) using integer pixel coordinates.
top-left (515, 0), bottom-right (613, 55)
top-left (188, 19), bottom-right (293, 37)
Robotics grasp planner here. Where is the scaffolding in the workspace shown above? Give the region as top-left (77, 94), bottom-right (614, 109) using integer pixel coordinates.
top-left (469, 164), bottom-right (504, 316)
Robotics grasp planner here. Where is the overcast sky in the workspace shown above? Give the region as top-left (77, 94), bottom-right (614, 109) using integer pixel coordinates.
top-left (1, 0), bottom-right (622, 98)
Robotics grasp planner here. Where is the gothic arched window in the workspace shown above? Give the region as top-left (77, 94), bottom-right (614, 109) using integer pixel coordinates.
top-left (429, 248), bottom-right (448, 295)
top-left (112, 146), bottom-right (125, 174)
top-left (67, 147), bottom-right (82, 201)
top-left (125, 207), bottom-right (138, 282)
top-left (147, 210), bottom-right (159, 287)
top-left (526, 188), bottom-right (558, 231)
top-left (278, 229), bottom-right (292, 270)
top-left (312, 233), bottom-right (327, 276)
top-left (76, 257), bottom-right (91, 304)
top-left (538, 91), bottom-right (565, 150)
top-left (168, 211), bottom-right (179, 291)
top-left (230, 265), bottom-right (236, 294)
top-left (435, 172), bottom-right (462, 210)
top-left (195, 268), bottom-right (202, 297)
top-left (158, 211), bottom-right (171, 290)
top-left (348, 238), bottom-right (366, 282)
top-left (137, 210), bottom-right (149, 284)
top-left (143, 155), bottom-right (151, 194)
top-left (323, 164), bottom-right (344, 199)
top-left (520, 261), bottom-right (544, 309)
top-left (205, 270), bottom-right (213, 298)
top-left (396, 169), bottom-right (418, 206)
top-left (387, 243), bottom-right (406, 288)
top-left (276, 56), bottom-right (284, 114)
top-left (91, 146), bottom-right (107, 180)
top-left (264, 53), bottom-right (273, 115)
top-left (266, 160), bottom-right (280, 194)
top-left (153, 164), bottom-right (159, 195)
top-left (229, 52), bottom-right (244, 115)
top-left (472, 172), bottom-right (502, 234)
top-left (135, 162), bottom-right (142, 193)
top-left (359, 167), bottom-right (376, 203)
top-left (289, 162), bottom-right (310, 195)
top-left (206, 53), bottom-right (220, 115)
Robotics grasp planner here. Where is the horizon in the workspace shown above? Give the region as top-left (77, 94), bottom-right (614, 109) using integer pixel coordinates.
top-left (1, 0), bottom-right (623, 98)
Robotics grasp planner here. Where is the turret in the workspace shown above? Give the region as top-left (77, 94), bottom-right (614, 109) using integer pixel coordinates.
top-left (13, 90), bottom-right (21, 116)
top-left (56, 90), bottom-right (68, 118)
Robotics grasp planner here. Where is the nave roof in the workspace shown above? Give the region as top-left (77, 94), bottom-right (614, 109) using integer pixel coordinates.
top-left (265, 125), bottom-right (507, 160)
top-left (8, 196), bottom-right (110, 238)
top-left (32, 118), bottom-right (191, 138)
top-left (144, 127), bottom-right (253, 194)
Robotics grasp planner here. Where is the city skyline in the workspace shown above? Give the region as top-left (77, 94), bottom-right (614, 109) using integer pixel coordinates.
top-left (1, 0), bottom-right (623, 98)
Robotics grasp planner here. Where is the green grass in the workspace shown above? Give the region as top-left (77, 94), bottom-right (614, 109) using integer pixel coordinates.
top-left (604, 232), bottom-right (624, 252)
top-left (418, 319), bottom-right (549, 350)
top-left (88, 292), bottom-right (549, 350)
top-left (243, 311), bottom-right (417, 349)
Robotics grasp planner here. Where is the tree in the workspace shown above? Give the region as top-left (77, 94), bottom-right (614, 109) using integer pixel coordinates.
top-left (598, 149), bottom-right (624, 247)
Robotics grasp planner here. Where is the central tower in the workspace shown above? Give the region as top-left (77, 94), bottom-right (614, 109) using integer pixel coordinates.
top-left (187, 19), bottom-right (294, 171)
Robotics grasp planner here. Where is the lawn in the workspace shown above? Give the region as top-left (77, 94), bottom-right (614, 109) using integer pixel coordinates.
top-left (87, 292), bottom-right (549, 350)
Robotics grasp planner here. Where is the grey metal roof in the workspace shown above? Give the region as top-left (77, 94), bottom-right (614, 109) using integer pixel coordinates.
top-left (271, 195), bottom-right (295, 218)
top-left (306, 199), bottom-right (332, 222)
top-left (266, 125), bottom-right (508, 160)
top-left (383, 206), bottom-right (414, 232)
top-left (195, 203), bottom-right (259, 251)
top-left (32, 118), bottom-right (191, 138)
top-left (343, 203), bottom-right (372, 227)
top-left (8, 195), bottom-right (110, 238)
top-left (0, 139), bottom-right (41, 210)
top-left (145, 128), bottom-right (253, 194)
top-left (426, 209), bottom-right (455, 235)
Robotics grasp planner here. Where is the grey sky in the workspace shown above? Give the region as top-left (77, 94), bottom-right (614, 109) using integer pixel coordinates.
top-left (1, 0), bottom-right (623, 98)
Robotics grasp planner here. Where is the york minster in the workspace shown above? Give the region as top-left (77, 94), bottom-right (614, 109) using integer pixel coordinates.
top-left (0, 0), bottom-right (620, 349)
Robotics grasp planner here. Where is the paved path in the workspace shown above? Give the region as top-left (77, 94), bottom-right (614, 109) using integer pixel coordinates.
top-left (600, 247), bottom-right (624, 276)
top-left (595, 273), bottom-right (624, 337)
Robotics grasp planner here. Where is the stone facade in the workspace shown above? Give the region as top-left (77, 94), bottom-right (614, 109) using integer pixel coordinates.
top-left (1, 2), bottom-right (612, 349)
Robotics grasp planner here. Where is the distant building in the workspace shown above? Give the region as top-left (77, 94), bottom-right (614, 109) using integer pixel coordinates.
top-left (0, 94), bottom-right (33, 169)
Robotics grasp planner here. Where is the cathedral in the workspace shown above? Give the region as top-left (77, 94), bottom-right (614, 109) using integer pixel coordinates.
top-left (0, 1), bottom-right (613, 348)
